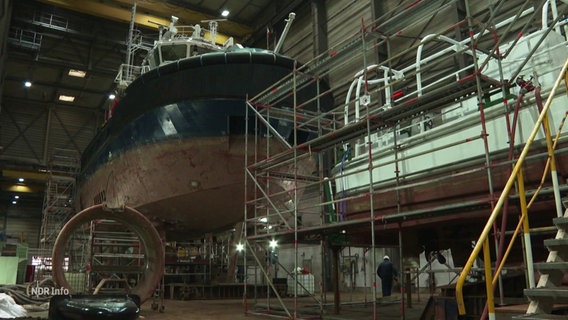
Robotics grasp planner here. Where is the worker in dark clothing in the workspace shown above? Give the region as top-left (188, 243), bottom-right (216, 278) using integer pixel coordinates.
top-left (377, 255), bottom-right (398, 297)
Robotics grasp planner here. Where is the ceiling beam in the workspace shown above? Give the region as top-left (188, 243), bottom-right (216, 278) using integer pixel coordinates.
top-left (37, 0), bottom-right (245, 44)
top-left (111, 0), bottom-right (254, 38)
top-left (1, 182), bottom-right (45, 194)
top-left (36, 0), bottom-right (170, 30)
top-left (2, 168), bottom-right (48, 182)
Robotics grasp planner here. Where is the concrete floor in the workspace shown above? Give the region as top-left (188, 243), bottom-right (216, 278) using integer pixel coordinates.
top-left (139, 293), bottom-right (429, 320)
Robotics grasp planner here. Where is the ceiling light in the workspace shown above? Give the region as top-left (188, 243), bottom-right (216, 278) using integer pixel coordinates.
top-left (8, 185), bottom-right (31, 193)
top-left (59, 95), bottom-right (75, 102)
top-left (18, 178), bottom-right (24, 182)
top-left (236, 243), bottom-right (244, 252)
top-left (14, 195), bottom-right (19, 199)
top-left (109, 93), bottom-right (116, 100)
top-left (24, 81), bottom-right (32, 87)
top-left (221, 9), bottom-right (230, 17)
top-left (11, 201), bottom-right (17, 205)
top-left (68, 69), bottom-right (86, 78)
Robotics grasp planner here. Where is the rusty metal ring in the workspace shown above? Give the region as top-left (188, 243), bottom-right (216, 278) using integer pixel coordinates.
top-left (52, 204), bottom-right (164, 303)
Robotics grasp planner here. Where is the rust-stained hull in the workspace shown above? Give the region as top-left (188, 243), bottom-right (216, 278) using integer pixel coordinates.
top-left (79, 135), bottom-right (304, 238)
top-left (78, 50), bottom-right (332, 239)
top-left (80, 136), bottom-right (246, 236)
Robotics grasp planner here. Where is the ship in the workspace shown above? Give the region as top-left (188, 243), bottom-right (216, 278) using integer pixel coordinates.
top-left (76, 16), bottom-right (333, 240)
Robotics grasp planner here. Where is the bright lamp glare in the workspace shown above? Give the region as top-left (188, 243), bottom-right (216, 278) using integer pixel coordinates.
top-left (236, 243), bottom-right (244, 252)
top-left (59, 95), bottom-right (75, 102)
top-left (109, 94), bottom-right (116, 100)
top-left (269, 240), bottom-right (277, 249)
top-left (68, 69), bottom-right (87, 78)
top-left (221, 9), bottom-right (230, 17)
top-left (24, 81), bottom-right (32, 87)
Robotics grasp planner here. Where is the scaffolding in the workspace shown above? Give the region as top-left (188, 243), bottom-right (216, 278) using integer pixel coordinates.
top-left (243, 0), bottom-right (568, 318)
top-left (87, 219), bottom-right (144, 294)
top-left (37, 148), bottom-right (81, 281)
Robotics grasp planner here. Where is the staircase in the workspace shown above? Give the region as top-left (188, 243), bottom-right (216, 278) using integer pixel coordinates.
top-left (88, 219), bottom-right (144, 294)
top-left (514, 208), bottom-right (568, 319)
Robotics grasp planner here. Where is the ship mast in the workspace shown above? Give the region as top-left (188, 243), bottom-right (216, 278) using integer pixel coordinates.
top-left (125, 1), bottom-right (137, 82)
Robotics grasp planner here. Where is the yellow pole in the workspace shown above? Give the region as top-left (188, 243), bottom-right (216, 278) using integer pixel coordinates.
top-left (483, 238), bottom-right (496, 320)
top-left (542, 110), bottom-right (563, 218)
top-left (517, 171), bottom-right (535, 288)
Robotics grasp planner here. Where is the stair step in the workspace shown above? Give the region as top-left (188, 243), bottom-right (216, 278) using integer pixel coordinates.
top-left (534, 262), bottom-right (568, 272)
top-left (543, 239), bottom-right (568, 251)
top-left (553, 217), bottom-right (568, 230)
top-left (513, 314), bottom-right (568, 320)
top-left (524, 287), bottom-right (568, 303)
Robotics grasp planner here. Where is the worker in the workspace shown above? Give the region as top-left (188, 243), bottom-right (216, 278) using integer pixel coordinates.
top-left (377, 255), bottom-right (398, 297)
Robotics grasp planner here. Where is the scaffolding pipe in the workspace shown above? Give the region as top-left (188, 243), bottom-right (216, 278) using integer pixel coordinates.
top-left (243, 100), bottom-right (250, 314)
top-left (509, 10), bottom-right (566, 82)
top-left (257, 145), bottom-right (568, 227)
top-left (244, 185), bottom-right (568, 244)
top-left (245, 240), bottom-right (292, 318)
top-left (293, 60), bottom-right (300, 319)
top-left (466, 2), bottom-right (500, 317)
top-left (245, 169), bottom-right (292, 230)
top-left (359, 17), bottom-right (379, 319)
top-left (246, 101), bottom-right (292, 149)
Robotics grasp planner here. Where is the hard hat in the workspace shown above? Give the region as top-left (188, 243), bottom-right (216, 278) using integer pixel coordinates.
top-left (383, 255), bottom-right (389, 260)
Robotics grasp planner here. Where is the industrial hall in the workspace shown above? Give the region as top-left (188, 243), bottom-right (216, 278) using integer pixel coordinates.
top-left (0, 0), bottom-right (567, 319)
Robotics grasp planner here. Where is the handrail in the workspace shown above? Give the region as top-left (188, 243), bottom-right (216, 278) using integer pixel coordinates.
top-left (456, 57), bottom-right (568, 316)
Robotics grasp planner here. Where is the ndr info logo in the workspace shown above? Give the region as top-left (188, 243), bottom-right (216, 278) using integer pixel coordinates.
top-left (27, 284), bottom-right (70, 296)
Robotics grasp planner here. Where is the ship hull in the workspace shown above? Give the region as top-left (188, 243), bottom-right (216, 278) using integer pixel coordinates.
top-left (78, 50), bottom-right (332, 239)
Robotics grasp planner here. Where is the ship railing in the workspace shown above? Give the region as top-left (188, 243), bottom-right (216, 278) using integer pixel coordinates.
top-left (172, 25), bottom-right (199, 39)
top-left (341, 5), bottom-right (534, 128)
top-left (343, 4), bottom-right (568, 159)
top-left (168, 25), bottom-right (231, 48)
top-left (455, 57), bottom-right (568, 319)
top-left (114, 64), bottom-right (143, 88)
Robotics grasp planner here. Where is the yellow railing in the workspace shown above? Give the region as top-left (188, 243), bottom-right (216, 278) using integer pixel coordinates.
top-left (456, 57), bottom-right (568, 317)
